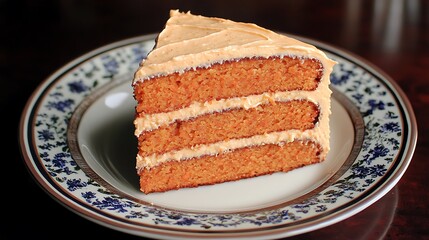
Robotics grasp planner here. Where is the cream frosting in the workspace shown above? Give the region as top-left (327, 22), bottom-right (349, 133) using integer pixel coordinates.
top-left (133, 10), bottom-right (336, 171)
top-left (133, 10), bottom-right (336, 82)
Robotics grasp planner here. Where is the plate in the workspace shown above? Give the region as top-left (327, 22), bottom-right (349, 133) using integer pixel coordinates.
top-left (68, 70), bottom-right (360, 214)
top-left (19, 33), bottom-right (417, 239)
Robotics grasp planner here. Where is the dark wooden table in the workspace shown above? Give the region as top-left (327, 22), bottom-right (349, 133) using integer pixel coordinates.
top-left (3, 0), bottom-right (428, 239)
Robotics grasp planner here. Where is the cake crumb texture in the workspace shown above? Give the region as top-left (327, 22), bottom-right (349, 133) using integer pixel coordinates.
top-left (139, 141), bottom-right (322, 194)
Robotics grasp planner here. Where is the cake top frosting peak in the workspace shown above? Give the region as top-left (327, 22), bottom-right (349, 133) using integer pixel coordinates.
top-left (133, 9), bottom-right (335, 83)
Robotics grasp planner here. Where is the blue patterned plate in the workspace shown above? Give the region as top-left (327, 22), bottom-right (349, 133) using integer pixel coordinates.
top-left (19, 34), bottom-right (417, 239)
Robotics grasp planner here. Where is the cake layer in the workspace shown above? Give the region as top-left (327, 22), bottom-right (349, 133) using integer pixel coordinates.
top-left (139, 141), bottom-right (322, 193)
top-left (133, 56), bottom-right (322, 114)
top-left (138, 100), bottom-right (319, 156)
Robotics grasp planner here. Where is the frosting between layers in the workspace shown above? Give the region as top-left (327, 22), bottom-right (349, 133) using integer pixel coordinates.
top-left (135, 75), bottom-right (332, 171)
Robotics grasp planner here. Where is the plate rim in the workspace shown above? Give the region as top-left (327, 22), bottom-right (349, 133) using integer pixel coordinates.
top-left (19, 33), bottom-right (418, 239)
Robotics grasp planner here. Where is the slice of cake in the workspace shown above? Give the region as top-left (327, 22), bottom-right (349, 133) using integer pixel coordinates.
top-left (132, 10), bottom-right (337, 194)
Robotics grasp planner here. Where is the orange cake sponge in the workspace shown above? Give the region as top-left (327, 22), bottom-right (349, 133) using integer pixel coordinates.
top-left (132, 10), bottom-right (336, 194)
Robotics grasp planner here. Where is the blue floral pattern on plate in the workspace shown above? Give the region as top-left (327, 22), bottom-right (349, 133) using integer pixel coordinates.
top-left (22, 34), bottom-right (415, 238)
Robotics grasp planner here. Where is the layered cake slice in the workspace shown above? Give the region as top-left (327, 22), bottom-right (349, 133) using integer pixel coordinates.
top-left (132, 10), bottom-right (337, 194)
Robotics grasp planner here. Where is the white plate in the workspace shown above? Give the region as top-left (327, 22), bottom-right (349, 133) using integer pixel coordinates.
top-left (19, 34), bottom-right (417, 239)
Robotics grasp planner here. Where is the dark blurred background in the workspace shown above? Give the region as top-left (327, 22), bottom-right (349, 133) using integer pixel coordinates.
top-left (2, 0), bottom-right (428, 239)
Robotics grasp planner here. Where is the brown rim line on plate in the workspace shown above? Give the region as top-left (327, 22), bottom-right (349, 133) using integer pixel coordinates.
top-left (67, 74), bottom-right (365, 214)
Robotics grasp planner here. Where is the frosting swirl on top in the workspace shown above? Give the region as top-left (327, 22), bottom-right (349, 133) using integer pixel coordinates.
top-left (133, 9), bottom-right (336, 83)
